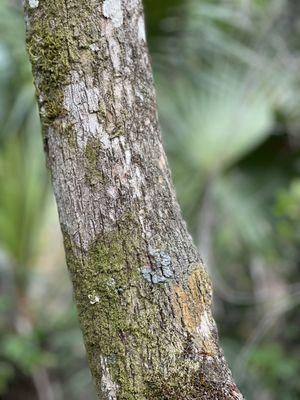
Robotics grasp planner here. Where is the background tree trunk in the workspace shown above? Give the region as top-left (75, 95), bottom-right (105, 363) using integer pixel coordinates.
top-left (24, 0), bottom-right (243, 398)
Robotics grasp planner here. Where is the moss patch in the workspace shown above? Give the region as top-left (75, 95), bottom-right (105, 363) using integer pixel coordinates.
top-left (62, 215), bottom-right (158, 399)
top-left (84, 138), bottom-right (106, 186)
top-left (26, 1), bottom-right (70, 124)
top-left (25, 1), bottom-right (95, 126)
top-left (145, 358), bottom-right (234, 400)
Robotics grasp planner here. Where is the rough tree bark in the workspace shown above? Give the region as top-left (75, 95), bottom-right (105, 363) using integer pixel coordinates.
top-left (24, 1), bottom-right (244, 399)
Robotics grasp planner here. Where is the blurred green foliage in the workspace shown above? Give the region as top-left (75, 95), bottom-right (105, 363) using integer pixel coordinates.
top-left (0, 0), bottom-right (300, 399)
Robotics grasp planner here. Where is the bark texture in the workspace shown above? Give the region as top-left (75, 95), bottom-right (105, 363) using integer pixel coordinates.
top-left (24, 1), bottom-right (244, 399)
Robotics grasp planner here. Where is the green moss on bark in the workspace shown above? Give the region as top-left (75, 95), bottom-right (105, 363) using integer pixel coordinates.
top-left (61, 217), bottom-right (228, 400)
top-left (145, 354), bottom-right (241, 400)
top-left (84, 138), bottom-right (105, 186)
top-left (25, 2), bottom-right (243, 398)
top-left (61, 216), bottom-right (158, 399)
top-left (26, 2), bottom-right (70, 124)
top-left (62, 123), bottom-right (77, 147)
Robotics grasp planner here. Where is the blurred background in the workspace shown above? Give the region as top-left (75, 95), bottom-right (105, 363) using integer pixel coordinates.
top-left (0, 0), bottom-right (300, 399)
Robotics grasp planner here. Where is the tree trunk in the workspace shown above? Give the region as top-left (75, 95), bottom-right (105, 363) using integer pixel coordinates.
top-left (24, 1), bottom-right (243, 399)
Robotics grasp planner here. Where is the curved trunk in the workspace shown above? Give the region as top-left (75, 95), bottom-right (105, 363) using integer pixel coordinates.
top-left (24, 0), bottom-right (243, 399)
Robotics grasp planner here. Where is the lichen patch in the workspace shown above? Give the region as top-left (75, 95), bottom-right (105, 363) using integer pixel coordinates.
top-left (103, 0), bottom-right (123, 28)
top-left (196, 310), bottom-right (211, 338)
top-left (100, 357), bottom-right (118, 399)
top-left (171, 267), bottom-right (210, 334)
top-left (140, 250), bottom-right (174, 284)
top-left (138, 16), bottom-right (146, 42)
top-left (29, 0), bottom-right (39, 9)
top-left (88, 294), bottom-right (100, 304)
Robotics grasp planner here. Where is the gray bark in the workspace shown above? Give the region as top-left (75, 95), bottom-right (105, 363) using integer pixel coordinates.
top-left (24, 0), bottom-right (244, 398)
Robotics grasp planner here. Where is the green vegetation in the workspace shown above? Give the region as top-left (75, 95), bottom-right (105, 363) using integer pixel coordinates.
top-left (0, 0), bottom-right (300, 399)
top-left (25, 1), bottom-right (71, 124)
top-left (84, 138), bottom-right (105, 186)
